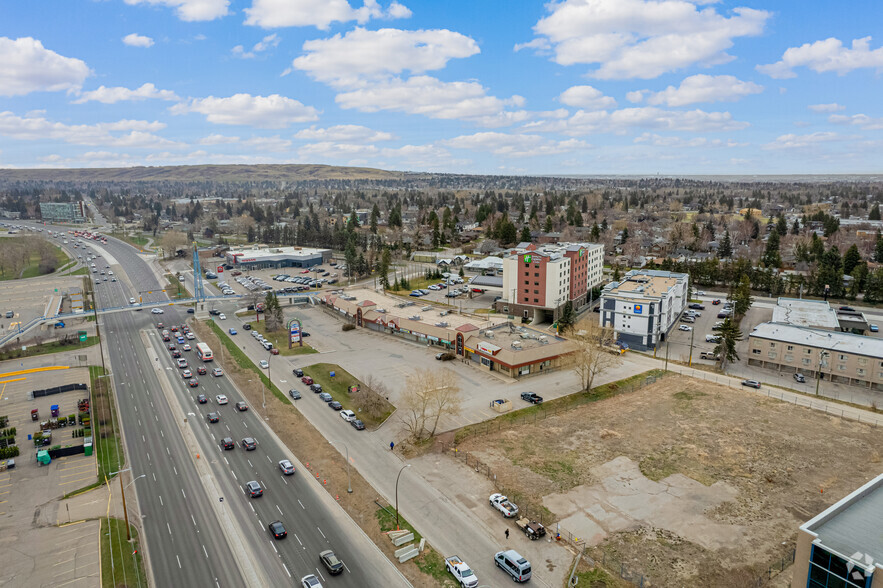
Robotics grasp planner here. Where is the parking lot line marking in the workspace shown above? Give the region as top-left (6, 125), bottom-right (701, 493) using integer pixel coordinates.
top-left (0, 377), bottom-right (25, 387)
top-left (53, 558), bottom-right (76, 566)
top-left (0, 366), bottom-right (69, 379)
top-left (59, 475), bottom-right (95, 486)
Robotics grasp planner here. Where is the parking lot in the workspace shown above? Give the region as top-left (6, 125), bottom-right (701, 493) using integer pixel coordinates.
top-left (201, 261), bottom-right (343, 300)
top-left (664, 300), bottom-right (737, 364)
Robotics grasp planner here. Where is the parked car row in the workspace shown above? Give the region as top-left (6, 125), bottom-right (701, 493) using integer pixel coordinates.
top-left (216, 280), bottom-right (237, 296)
top-left (294, 370), bottom-right (365, 430)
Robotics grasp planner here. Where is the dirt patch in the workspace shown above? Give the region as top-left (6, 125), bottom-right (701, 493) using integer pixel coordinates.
top-left (453, 376), bottom-right (883, 587)
top-left (191, 320), bottom-right (442, 587)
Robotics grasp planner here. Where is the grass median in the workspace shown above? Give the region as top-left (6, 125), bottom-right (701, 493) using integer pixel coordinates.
top-left (376, 507), bottom-right (447, 583)
top-left (204, 319), bottom-right (289, 405)
top-left (301, 362), bottom-right (393, 428)
top-left (100, 517), bottom-right (146, 588)
top-left (0, 335), bottom-right (98, 361)
top-left (90, 365), bottom-right (123, 480)
top-left (164, 273), bottom-right (192, 300)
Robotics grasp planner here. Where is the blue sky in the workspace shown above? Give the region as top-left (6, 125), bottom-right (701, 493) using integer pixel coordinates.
top-left (1, 0), bottom-right (882, 174)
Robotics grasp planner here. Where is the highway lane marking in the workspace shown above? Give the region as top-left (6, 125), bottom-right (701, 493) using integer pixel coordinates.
top-left (232, 470), bottom-right (238, 480)
top-left (152, 472), bottom-right (156, 481)
top-left (160, 429), bottom-right (164, 438)
top-left (202, 544), bottom-right (208, 558)
top-left (247, 459), bottom-right (253, 468)
top-left (166, 446), bottom-right (170, 455)
top-left (181, 488), bottom-right (187, 499)
top-left (316, 569), bottom-right (326, 582)
top-left (282, 564), bottom-right (291, 578)
top-left (276, 504), bottom-right (283, 516)
top-left (317, 527), bottom-right (326, 539)
top-left (250, 504), bottom-right (255, 513)
top-left (294, 534), bottom-right (302, 546)
top-left (159, 495), bottom-right (163, 506)
top-left (298, 500), bottom-right (305, 510)
top-left (191, 514), bottom-right (197, 526)
top-left (142, 435), bottom-right (146, 443)
top-left (271, 543), bottom-right (278, 554)
top-left (266, 456), bottom-right (272, 463)
top-left (176, 555), bottom-right (181, 568)
top-left (168, 523), bottom-right (172, 535)
top-left (342, 561), bottom-right (352, 574)
top-left (223, 457), bottom-right (229, 465)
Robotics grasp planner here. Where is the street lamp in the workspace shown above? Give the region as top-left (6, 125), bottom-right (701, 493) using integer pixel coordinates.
top-left (125, 473), bottom-right (147, 490)
top-left (815, 350), bottom-right (830, 396)
top-left (330, 441), bottom-right (352, 494)
top-left (395, 464), bottom-right (411, 530)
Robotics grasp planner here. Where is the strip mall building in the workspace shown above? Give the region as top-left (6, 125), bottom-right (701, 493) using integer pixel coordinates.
top-left (319, 288), bottom-right (576, 379)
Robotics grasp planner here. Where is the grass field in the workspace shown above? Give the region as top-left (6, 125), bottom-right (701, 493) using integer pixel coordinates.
top-left (0, 335), bottom-right (98, 361)
top-left (245, 320), bottom-right (318, 356)
top-left (165, 273), bottom-right (192, 299)
top-left (375, 507), bottom-right (447, 583)
top-left (99, 517), bottom-right (146, 588)
top-left (0, 243), bottom-right (69, 281)
top-left (300, 362), bottom-right (393, 427)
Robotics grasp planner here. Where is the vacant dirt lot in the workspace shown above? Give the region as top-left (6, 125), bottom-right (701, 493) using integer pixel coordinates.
top-left (454, 376), bottom-right (883, 587)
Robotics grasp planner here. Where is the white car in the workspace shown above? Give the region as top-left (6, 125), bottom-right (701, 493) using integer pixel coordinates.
top-left (151, 308), bottom-right (163, 314)
top-left (129, 297), bottom-right (136, 304)
top-left (218, 313), bottom-right (226, 320)
top-left (678, 325), bottom-right (692, 331)
top-left (185, 332), bottom-right (195, 339)
top-left (216, 395), bottom-right (228, 405)
top-left (489, 493), bottom-right (519, 518)
top-left (259, 360), bottom-right (269, 369)
top-left (340, 410), bottom-right (356, 422)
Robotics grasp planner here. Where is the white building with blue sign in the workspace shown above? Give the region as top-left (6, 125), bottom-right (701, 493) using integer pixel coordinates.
top-left (600, 269), bottom-right (689, 350)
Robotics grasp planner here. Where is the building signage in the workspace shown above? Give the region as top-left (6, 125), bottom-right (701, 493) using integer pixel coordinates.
top-left (400, 329), bottom-right (411, 334)
top-left (477, 342), bottom-right (501, 355)
top-left (428, 336), bottom-right (439, 342)
top-left (464, 347), bottom-right (474, 353)
top-left (579, 249), bottom-right (584, 257)
top-left (216, 265), bottom-right (224, 273)
top-left (523, 254), bottom-right (532, 263)
top-left (634, 304), bottom-right (643, 314)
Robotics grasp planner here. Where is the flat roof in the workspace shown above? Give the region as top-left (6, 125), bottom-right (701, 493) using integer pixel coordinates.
top-left (802, 472), bottom-right (883, 573)
top-left (749, 322), bottom-right (883, 358)
top-left (602, 271), bottom-right (685, 301)
top-left (772, 297), bottom-right (839, 329)
top-left (227, 246), bottom-right (328, 260)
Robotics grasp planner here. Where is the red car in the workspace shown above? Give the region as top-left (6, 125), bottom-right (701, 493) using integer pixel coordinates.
top-left (197, 366), bottom-right (207, 375)
top-left (712, 299), bottom-right (721, 305)
top-left (270, 348), bottom-right (280, 355)
top-left (300, 269), bottom-right (310, 274)
top-left (301, 376), bottom-right (313, 385)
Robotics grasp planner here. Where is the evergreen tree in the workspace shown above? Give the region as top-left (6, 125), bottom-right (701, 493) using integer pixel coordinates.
top-left (348, 210), bottom-right (360, 230)
top-left (869, 203), bottom-right (881, 221)
top-left (370, 203), bottom-right (379, 234)
top-left (520, 225), bottom-right (532, 243)
top-left (810, 233), bottom-right (825, 261)
top-left (817, 246), bottom-right (843, 297)
top-left (621, 227), bottom-right (629, 243)
top-left (590, 223), bottom-right (600, 241)
top-left (843, 244), bottom-right (862, 275)
top-left (713, 318), bottom-right (742, 366)
top-left (865, 268), bottom-right (883, 304)
top-left (557, 301), bottom-right (575, 333)
top-left (875, 232), bottom-right (883, 262)
top-left (544, 215), bottom-right (554, 232)
top-left (776, 216), bottom-right (787, 236)
top-left (791, 219), bottom-right (800, 235)
top-left (762, 230), bottom-right (781, 268)
top-left (431, 218), bottom-right (440, 248)
top-left (379, 248), bottom-right (391, 289)
top-left (732, 274), bottom-right (754, 316)
top-left (718, 229), bottom-right (732, 258)
top-left (387, 202), bottom-right (402, 228)
top-left (600, 218), bottom-right (608, 231)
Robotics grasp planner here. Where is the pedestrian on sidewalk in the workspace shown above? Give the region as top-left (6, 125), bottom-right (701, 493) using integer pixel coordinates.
top-left (505, 528), bottom-right (509, 540)
top-left (390, 441), bottom-right (394, 451)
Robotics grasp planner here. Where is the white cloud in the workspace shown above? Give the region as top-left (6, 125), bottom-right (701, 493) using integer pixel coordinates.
top-left (242, 135), bottom-right (292, 151)
top-left (199, 133), bottom-right (240, 144)
top-left (73, 83), bottom-right (179, 104)
top-left (757, 37), bottom-right (883, 78)
top-left (527, 106), bottom-right (749, 136)
top-left (244, 0), bottom-right (410, 30)
top-left (232, 33), bottom-right (280, 59)
top-left (521, 0), bottom-right (769, 79)
top-left (637, 74), bottom-right (762, 106)
top-left (442, 132), bottom-right (589, 158)
top-left (0, 110), bottom-right (180, 148)
top-left (123, 0), bottom-right (229, 22)
top-left (762, 132), bottom-right (847, 150)
top-left (625, 90), bottom-right (645, 103)
top-left (298, 141), bottom-right (380, 160)
top-left (0, 37), bottom-right (91, 97)
top-left (558, 85), bottom-right (616, 110)
top-left (633, 133), bottom-right (747, 147)
top-left (122, 33), bottom-right (154, 48)
top-left (294, 124), bottom-right (394, 143)
top-left (293, 27), bottom-right (478, 86)
top-left (334, 76), bottom-right (523, 123)
top-left (829, 113), bottom-right (883, 130)
top-left (808, 103), bottom-right (845, 113)
top-left (170, 93), bottom-right (319, 128)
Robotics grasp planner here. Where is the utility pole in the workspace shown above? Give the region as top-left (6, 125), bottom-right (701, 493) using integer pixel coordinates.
top-left (687, 327), bottom-right (695, 366)
top-left (664, 339), bottom-right (670, 372)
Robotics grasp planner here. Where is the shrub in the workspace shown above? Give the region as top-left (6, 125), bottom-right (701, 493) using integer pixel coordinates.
top-left (342, 323), bottom-right (356, 332)
top-left (439, 352), bottom-right (456, 361)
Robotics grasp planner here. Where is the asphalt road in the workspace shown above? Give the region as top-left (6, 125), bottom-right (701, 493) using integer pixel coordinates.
top-left (43, 225), bottom-right (408, 587)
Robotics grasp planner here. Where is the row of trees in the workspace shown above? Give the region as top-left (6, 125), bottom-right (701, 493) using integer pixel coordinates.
top-left (0, 236), bottom-right (61, 279)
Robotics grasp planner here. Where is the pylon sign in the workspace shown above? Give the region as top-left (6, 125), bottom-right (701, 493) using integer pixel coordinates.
top-left (288, 318), bottom-right (302, 348)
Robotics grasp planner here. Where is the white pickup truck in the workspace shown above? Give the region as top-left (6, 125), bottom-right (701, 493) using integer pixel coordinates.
top-left (445, 555), bottom-right (478, 587)
top-left (489, 493), bottom-right (519, 518)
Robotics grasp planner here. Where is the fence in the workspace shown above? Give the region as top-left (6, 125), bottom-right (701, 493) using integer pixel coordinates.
top-left (749, 548), bottom-right (796, 587)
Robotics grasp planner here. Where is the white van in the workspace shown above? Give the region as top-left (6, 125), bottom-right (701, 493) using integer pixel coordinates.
top-left (494, 550), bottom-right (531, 583)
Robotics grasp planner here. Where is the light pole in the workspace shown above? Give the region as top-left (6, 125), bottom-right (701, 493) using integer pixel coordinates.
top-left (330, 441), bottom-right (352, 493)
top-left (815, 350), bottom-right (829, 396)
top-left (262, 353), bottom-right (270, 410)
top-left (395, 464), bottom-right (411, 530)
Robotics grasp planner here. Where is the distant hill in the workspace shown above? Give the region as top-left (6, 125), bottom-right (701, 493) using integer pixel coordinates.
top-left (0, 164), bottom-right (409, 183)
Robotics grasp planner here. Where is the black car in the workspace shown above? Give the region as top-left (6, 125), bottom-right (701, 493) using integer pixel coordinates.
top-left (293, 368), bottom-right (304, 377)
top-left (222, 437), bottom-right (234, 450)
top-left (329, 401), bottom-right (342, 411)
top-left (243, 324), bottom-right (252, 330)
top-left (520, 392), bottom-right (543, 404)
top-left (351, 419), bottom-right (365, 430)
top-left (197, 394), bottom-right (207, 404)
top-left (310, 383), bottom-right (323, 393)
top-left (207, 412), bottom-right (219, 423)
top-left (246, 480), bottom-right (263, 498)
top-left (209, 309), bottom-right (220, 315)
top-left (235, 401), bottom-right (248, 411)
top-left (839, 306), bottom-right (856, 312)
top-left (301, 331), bottom-right (310, 337)
top-left (289, 389), bottom-right (301, 400)
top-left (268, 520), bottom-right (287, 539)
top-left (187, 308), bottom-right (195, 314)
top-left (241, 437), bottom-right (257, 450)
top-left (688, 303), bottom-right (705, 310)
top-left (319, 550), bottom-right (344, 575)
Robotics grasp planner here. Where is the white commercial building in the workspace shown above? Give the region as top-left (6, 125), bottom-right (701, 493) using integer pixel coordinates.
top-left (600, 269), bottom-right (689, 350)
top-left (225, 245), bottom-right (331, 270)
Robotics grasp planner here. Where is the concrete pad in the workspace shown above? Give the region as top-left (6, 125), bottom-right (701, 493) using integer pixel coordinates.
top-left (544, 456), bottom-right (745, 551)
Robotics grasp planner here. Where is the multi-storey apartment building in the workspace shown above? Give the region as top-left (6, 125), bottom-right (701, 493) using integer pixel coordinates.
top-left (496, 242), bottom-right (604, 323)
top-left (599, 269), bottom-right (689, 350)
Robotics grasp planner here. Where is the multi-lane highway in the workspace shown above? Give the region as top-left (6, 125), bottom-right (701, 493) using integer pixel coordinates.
top-left (27, 225), bottom-right (408, 587)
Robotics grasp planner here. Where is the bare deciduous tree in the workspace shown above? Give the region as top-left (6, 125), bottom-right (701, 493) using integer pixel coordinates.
top-left (568, 319), bottom-right (621, 392)
top-left (353, 374), bottom-right (390, 420)
top-left (161, 230), bottom-right (189, 259)
top-left (399, 368), bottom-right (462, 441)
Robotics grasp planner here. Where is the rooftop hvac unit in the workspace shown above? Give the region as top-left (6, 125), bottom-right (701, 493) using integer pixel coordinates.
top-left (511, 341), bottom-right (522, 349)
top-left (376, 308), bottom-right (386, 313)
top-left (440, 311), bottom-right (448, 316)
top-left (422, 306), bottom-right (432, 311)
top-left (538, 335), bottom-right (548, 343)
top-left (485, 331), bottom-right (495, 339)
top-left (408, 315), bottom-right (422, 321)
top-left (434, 322), bottom-right (449, 327)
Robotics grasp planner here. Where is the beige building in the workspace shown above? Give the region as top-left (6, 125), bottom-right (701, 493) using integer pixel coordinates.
top-left (319, 288), bottom-right (576, 378)
top-left (748, 322), bottom-right (883, 389)
top-left (791, 471), bottom-right (883, 587)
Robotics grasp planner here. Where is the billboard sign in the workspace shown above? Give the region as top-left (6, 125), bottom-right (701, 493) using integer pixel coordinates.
top-left (288, 318), bottom-right (302, 347)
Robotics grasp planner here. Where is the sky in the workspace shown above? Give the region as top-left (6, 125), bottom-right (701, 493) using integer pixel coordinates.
top-left (1, 0), bottom-right (882, 175)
